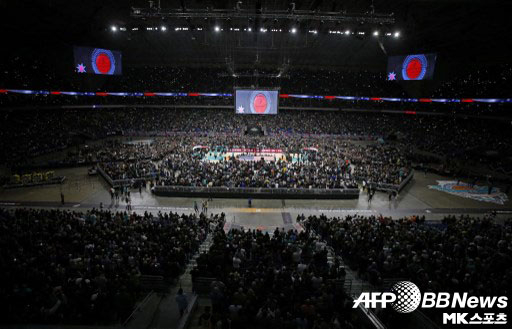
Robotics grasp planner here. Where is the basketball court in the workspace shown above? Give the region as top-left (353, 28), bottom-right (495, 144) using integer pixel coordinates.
top-left (1, 164), bottom-right (511, 234)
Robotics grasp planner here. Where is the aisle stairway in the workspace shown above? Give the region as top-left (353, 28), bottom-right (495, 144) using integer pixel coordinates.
top-left (186, 297), bottom-right (212, 329)
top-left (126, 232), bottom-right (214, 329)
top-left (311, 229), bottom-right (439, 329)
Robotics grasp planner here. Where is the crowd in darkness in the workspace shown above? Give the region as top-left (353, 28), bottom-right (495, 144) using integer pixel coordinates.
top-left (196, 215), bottom-right (512, 328)
top-left (1, 61), bottom-right (512, 180)
top-left (2, 57), bottom-right (511, 98)
top-left (0, 58), bottom-right (406, 96)
top-left (2, 108), bottom-right (512, 176)
top-left (300, 214), bottom-right (512, 298)
top-left (192, 214), bottom-right (511, 328)
top-left (1, 207), bottom-right (510, 326)
top-left (0, 61), bottom-right (511, 124)
top-left (193, 223), bottom-right (356, 329)
top-left (298, 214), bottom-right (512, 327)
top-left (0, 208), bottom-right (222, 324)
top-left (432, 64), bottom-right (512, 98)
top-left (0, 109), bottom-right (389, 166)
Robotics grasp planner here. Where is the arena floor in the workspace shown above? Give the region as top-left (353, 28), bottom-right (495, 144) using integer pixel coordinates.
top-left (1, 166), bottom-right (511, 233)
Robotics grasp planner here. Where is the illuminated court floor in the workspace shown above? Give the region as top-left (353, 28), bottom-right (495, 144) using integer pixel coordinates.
top-left (1, 166), bottom-right (511, 232)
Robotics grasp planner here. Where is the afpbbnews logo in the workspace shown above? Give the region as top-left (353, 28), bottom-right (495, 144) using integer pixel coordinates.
top-left (353, 281), bottom-right (508, 325)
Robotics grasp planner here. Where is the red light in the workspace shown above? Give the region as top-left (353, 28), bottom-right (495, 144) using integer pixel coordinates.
top-left (253, 93), bottom-right (268, 113)
top-left (95, 53), bottom-right (111, 74)
top-left (406, 59), bottom-right (422, 80)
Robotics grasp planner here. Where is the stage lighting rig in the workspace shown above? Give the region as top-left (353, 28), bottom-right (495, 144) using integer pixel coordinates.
top-left (130, 5), bottom-right (395, 25)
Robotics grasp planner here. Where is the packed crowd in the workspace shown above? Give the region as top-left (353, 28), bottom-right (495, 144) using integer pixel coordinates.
top-left (0, 109), bottom-right (389, 167)
top-left (298, 214), bottom-right (512, 327)
top-left (97, 135), bottom-right (410, 188)
top-left (348, 144), bottom-right (409, 185)
top-left (0, 62), bottom-right (510, 123)
top-left (300, 214), bottom-right (512, 297)
top-left (2, 56), bottom-right (511, 99)
top-left (1, 53), bottom-right (511, 175)
top-left (193, 224), bottom-right (358, 329)
top-left (0, 59), bottom-right (406, 97)
top-left (0, 208), bottom-right (222, 324)
top-left (4, 108), bottom-right (511, 177)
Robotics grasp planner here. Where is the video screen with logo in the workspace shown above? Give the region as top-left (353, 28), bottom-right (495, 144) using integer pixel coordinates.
top-left (73, 46), bottom-right (122, 75)
top-left (235, 89), bottom-right (279, 115)
top-left (387, 53), bottom-right (437, 81)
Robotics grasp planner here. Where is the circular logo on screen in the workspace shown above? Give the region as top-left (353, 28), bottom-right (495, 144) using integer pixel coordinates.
top-left (249, 91), bottom-right (272, 114)
top-left (91, 49), bottom-right (116, 75)
top-left (402, 55), bottom-right (427, 80)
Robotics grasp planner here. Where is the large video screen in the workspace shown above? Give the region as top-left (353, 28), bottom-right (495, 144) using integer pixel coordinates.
top-left (235, 89), bottom-right (279, 115)
top-left (73, 46), bottom-right (122, 75)
top-left (387, 53), bottom-right (437, 81)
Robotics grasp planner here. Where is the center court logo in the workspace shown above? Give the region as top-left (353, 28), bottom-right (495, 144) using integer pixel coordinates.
top-left (353, 280), bottom-right (508, 325)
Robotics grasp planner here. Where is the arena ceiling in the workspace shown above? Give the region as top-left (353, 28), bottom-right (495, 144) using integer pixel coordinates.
top-left (2, 0), bottom-right (512, 71)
